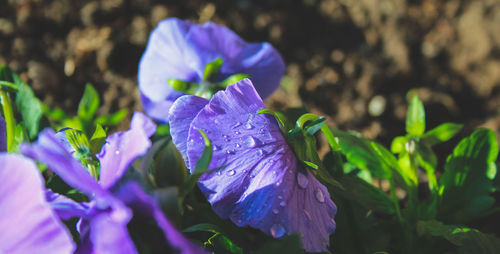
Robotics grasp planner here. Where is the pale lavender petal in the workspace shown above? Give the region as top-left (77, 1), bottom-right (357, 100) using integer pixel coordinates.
top-left (0, 115), bottom-right (6, 152)
top-left (20, 129), bottom-right (106, 197)
top-left (0, 153), bottom-right (75, 254)
top-left (168, 95), bottom-right (209, 168)
top-left (115, 182), bottom-right (207, 254)
top-left (140, 92), bottom-right (183, 123)
top-left (46, 189), bottom-right (89, 220)
top-left (54, 128), bottom-right (76, 154)
top-left (185, 79), bottom-right (336, 252)
top-left (97, 112), bottom-right (156, 189)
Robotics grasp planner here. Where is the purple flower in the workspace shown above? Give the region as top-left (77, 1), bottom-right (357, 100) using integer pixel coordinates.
top-left (0, 153), bottom-right (75, 253)
top-left (169, 79), bottom-right (337, 252)
top-left (21, 112), bottom-right (205, 254)
top-left (0, 115), bottom-right (6, 152)
top-left (138, 18), bottom-right (285, 122)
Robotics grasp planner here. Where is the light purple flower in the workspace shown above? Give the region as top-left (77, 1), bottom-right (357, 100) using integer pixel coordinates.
top-left (169, 79), bottom-right (337, 252)
top-left (0, 115), bottom-right (6, 152)
top-left (0, 153), bottom-right (75, 254)
top-left (21, 112), bottom-right (205, 254)
top-left (138, 18), bottom-right (285, 122)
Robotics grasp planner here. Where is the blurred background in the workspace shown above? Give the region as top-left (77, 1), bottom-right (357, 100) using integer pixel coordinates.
top-left (1, 0), bottom-right (500, 153)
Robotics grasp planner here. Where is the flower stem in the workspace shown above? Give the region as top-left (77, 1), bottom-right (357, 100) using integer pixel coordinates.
top-left (0, 89), bottom-right (15, 152)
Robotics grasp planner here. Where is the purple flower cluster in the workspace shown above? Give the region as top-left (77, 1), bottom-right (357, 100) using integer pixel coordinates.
top-left (169, 79), bottom-right (337, 252)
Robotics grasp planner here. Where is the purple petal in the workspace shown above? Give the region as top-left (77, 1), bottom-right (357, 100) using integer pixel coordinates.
top-left (184, 23), bottom-right (285, 98)
top-left (97, 112), bottom-right (156, 189)
top-left (185, 79), bottom-right (336, 252)
top-left (46, 189), bottom-right (89, 220)
top-left (89, 203), bottom-right (137, 254)
top-left (168, 95), bottom-right (209, 168)
top-left (54, 128), bottom-right (76, 154)
top-left (20, 129), bottom-right (106, 197)
top-left (140, 88), bottom-right (184, 123)
top-left (115, 182), bottom-right (206, 254)
top-left (0, 154), bottom-right (75, 253)
top-left (0, 115), bottom-right (6, 152)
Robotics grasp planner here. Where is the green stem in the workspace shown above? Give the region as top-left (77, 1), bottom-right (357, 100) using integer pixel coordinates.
top-left (389, 176), bottom-right (403, 223)
top-left (0, 81), bottom-right (19, 91)
top-left (0, 89), bottom-right (15, 152)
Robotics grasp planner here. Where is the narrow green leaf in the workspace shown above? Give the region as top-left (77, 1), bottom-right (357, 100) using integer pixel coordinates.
top-left (78, 83), bottom-right (100, 121)
top-left (183, 223), bottom-right (223, 234)
top-left (438, 129), bottom-right (498, 223)
top-left (89, 124), bottom-right (106, 154)
top-left (338, 175), bottom-right (396, 214)
top-left (218, 73), bottom-right (250, 88)
top-left (95, 109), bottom-right (128, 126)
top-left (205, 233), bottom-right (243, 254)
top-left (203, 58), bottom-right (223, 82)
top-left (406, 96), bottom-right (425, 136)
top-left (15, 83), bottom-right (43, 139)
top-left (423, 123), bottom-right (463, 146)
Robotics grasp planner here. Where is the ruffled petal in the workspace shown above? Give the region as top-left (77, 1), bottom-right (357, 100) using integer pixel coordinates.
top-left (0, 154), bottom-right (75, 254)
top-left (0, 115), bottom-right (6, 152)
top-left (185, 79), bottom-right (336, 252)
top-left (20, 129), bottom-right (106, 197)
top-left (140, 87), bottom-right (184, 123)
top-left (168, 95), bottom-right (209, 168)
top-left (45, 190), bottom-right (89, 220)
top-left (98, 112), bottom-right (156, 189)
top-left (115, 182), bottom-right (207, 254)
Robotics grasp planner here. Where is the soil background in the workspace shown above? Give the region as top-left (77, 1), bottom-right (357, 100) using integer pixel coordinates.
top-left (2, 0), bottom-right (500, 162)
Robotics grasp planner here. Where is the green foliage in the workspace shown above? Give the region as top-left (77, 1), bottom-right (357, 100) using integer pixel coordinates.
top-left (78, 83), bottom-right (100, 122)
top-left (337, 175), bottom-right (396, 214)
top-left (406, 96), bottom-right (425, 136)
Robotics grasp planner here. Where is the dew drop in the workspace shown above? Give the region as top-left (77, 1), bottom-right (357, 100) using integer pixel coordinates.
top-left (244, 123), bottom-right (254, 130)
top-left (226, 150), bottom-right (235, 155)
top-left (303, 210), bottom-right (312, 220)
top-left (234, 131), bottom-right (241, 135)
top-left (272, 208), bottom-right (279, 214)
top-left (217, 170), bottom-right (222, 176)
top-left (259, 128), bottom-right (265, 134)
top-left (257, 149), bottom-right (264, 156)
top-left (115, 150), bottom-right (120, 155)
top-left (270, 224), bottom-right (285, 238)
top-left (213, 145), bottom-right (220, 151)
top-left (297, 172), bottom-right (309, 189)
top-left (232, 122), bottom-right (242, 129)
top-left (279, 201), bottom-right (286, 207)
top-left (315, 188), bottom-right (325, 203)
top-left (246, 136), bottom-right (257, 147)
top-left (227, 169), bottom-right (236, 176)
top-left (222, 135), bottom-right (230, 142)
top-left (235, 143), bottom-right (241, 148)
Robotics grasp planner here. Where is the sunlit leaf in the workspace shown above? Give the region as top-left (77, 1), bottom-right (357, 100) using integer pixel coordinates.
top-left (406, 96), bottom-right (425, 136)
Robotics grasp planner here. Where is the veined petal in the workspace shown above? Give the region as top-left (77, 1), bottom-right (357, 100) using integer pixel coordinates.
top-left (185, 79), bottom-right (337, 252)
top-left (115, 182), bottom-right (207, 254)
top-left (168, 95), bottom-right (209, 168)
top-left (0, 154), bottom-right (75, 254)
top-left (20, 129), bottom-right (106, 197)
top-left (0, 115), bottom-right (6, 152)
top-left (98, 112), bottom-right (156, 189)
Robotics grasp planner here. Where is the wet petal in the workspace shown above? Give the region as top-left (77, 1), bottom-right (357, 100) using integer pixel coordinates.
top-left (185, 79), bottom-right (336, 252)
top-left (46, 189), bottom-right (89, 220)
top-left (98, 112), bottom-right (156, 189)
top-left (0, 154), bottom-right (75, 254)
top-left (115, 182), bottom-right (207, 254)
top-left (168, 95), bottom-right (209, 168)
top-left (20, 129), bottom-right (106, 197)
top-left (0, 115), bottom-right (6, 152)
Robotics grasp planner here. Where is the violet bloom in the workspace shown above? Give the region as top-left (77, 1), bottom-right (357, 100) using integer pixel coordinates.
top-left (138, 18), bottom-right (285, 122)
top-left (0, 153), bottom-right (75, 254)
top-left (169, 79), bottom-right (337, 252)
top-left (0, 115), bottom-right (6, 152)
top-left (21, 112), bottom-right (205, 254)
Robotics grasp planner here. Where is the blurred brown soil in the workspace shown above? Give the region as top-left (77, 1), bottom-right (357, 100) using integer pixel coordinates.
top-left (1, 0), bottom-right (500, 157)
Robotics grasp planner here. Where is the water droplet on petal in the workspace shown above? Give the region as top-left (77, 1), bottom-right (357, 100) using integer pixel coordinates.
top-left (115, 150), bottom-right (120, 155)
top-left (232, 122), bottom-right (242, 129)
top-left (246, 136), bottom-right (257, 147)
top-left (213, 145), bottom-right (220, 151)
top-left (234, 131), bottom-right (241, 135)
top-left (297, 172), bottom-right (309, 189)
top-left (315, 188), bottom-right (325, 203)
top-left (303, 210), bottom-right (312, 220)
top-left (217, 170), bottom-right (222, 176)
top-left (244, 123), bottom-right (254, 129)
top-left (272, 208), bottom-right (279, 214)
top-left (226, 150), bottom-right (235, 155)
top-left (222, 135), bottom-right (230, 142)
top-left (235, 143), bottom-right (241, 148)
top-left (270, 224), bottom-right (285, 238)
top-left (259, 128), bottom-right (265, 134)
top-left (279, 201), bottom-right (286, 207)
top-left (227, 169), bottom-right (236, 176)
top-left (257, 149), bottom-right (264, 156)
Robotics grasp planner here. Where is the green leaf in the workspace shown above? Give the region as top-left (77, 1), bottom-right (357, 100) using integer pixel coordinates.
top-left (417, 220), bottom-right (500, 254)
top-left (89, 124), bottom-right (106, 154)
top-left (406, 96), bottom-right (425, 136)
top-left (251, 235), bottom-right (305, 254)
top-left (0, 65), bottom-right (23, 85)
top-left (183, 223), bottom-right (223, 234)
top-left (205, 233), bottom-right (243, 254)
top-left (218, 73), bottom-right (250, 88)
top-left (15, 82), bottom-right (43, 139)
top-left (338, 175), bottom-right (396, 214)
top-left (423, 123), bottom-right (463, 146)
top-left (330, 129), bottom-right (392, 179)
top-left (78, 84), bottom-right (100, 122)
top-left (391, 136), bottom-right (407, 154)
top-left (438, 129), bottom-right (498, 223)
top-left (95, 108), bottom-right (128, 126)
